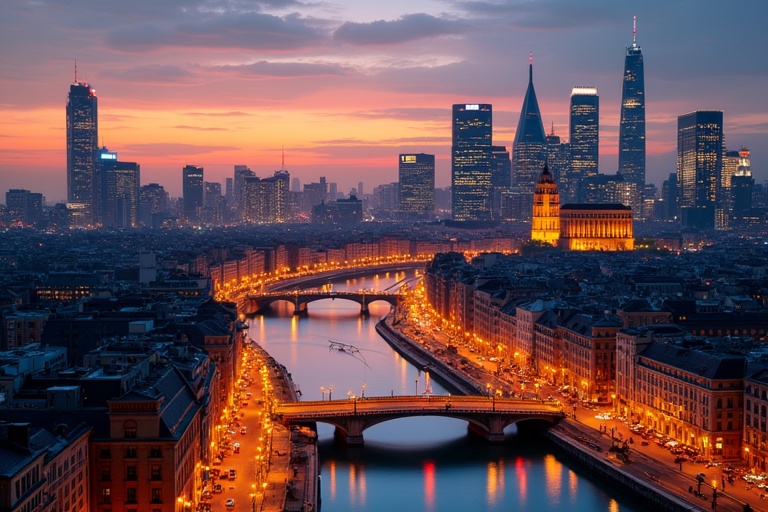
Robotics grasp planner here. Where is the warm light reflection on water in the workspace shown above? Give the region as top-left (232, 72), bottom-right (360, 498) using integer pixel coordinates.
top-left (423, 460), bottom-right (436, 511)
top-left (543, 454), bottom-right (562, 504)
top-left (486, 460), bottom-right (505, 506)
top-left (514, 456), bottom-right (528, 506)
top-left (609, 499), bottom-right (620, 512)
top-left (328, 460), bottom-right (336, 499)
top-left (568, 467), bottom-right (579, 498)
top-left (348, 463), bottom-right (367, 508)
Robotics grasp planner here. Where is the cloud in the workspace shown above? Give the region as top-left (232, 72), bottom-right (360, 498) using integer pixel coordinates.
top-left (346, 108), bottom-right (449, 122)
top-left (333, 13), bottom-right (466, 46)
top-left (121, 142), bottom-right (239, 156)
top-left (218, 60), bottom-right (348, 78)
top-left (181, 111), bottom-right (253, 117)
top-left (99, 65), bottom-right (201, 85)
top-left (105, 11), bottom-right (327, 52)
top-left (171, 125), bottom-right (230, 131)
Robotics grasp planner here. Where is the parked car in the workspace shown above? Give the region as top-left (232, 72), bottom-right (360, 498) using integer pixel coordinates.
top-left (225, 498), bottom-right (235, 508)
top-left (240, 426), bottom-right (247, 435)
top-left (213, 484), bottom-right (223, 494)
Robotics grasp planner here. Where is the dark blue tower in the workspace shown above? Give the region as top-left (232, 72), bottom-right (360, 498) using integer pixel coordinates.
top-left (618, 16), bottom-right (646, 189)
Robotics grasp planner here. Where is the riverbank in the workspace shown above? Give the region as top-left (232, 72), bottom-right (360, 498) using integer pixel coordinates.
top-left (378, 309), bottom-right (761, 512)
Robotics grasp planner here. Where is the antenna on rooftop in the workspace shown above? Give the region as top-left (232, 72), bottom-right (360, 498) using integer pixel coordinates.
top-left (74, 60), bottom-right (78, 83)
top-left (281, 146), bottom-right (286, 170)
top-left (633, 16), bottom-right (637, 44)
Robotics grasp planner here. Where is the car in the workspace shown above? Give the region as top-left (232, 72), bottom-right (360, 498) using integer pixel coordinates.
top-left (213, 484), bottom-right (223, 494)
top-left (225, 498), bottom-right (235, 508)
top-left (240, 426), bottom-right (247, 435)
top-left (229, 469), bottom-right (237, 480)
top-left (233, 442), bottom-right (240, 453)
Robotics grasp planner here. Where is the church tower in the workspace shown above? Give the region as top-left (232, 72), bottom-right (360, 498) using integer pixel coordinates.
top-left (531, 164), bottom-right (560, 246)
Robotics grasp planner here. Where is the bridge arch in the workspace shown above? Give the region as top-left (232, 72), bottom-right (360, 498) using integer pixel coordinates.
top-left (276, 396), bottom-right (566, 445)
top-left (243, 291), bottom-right (400, 317)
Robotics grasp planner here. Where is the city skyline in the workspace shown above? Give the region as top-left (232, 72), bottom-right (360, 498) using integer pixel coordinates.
top-left (1, 0), bottom-right (767, 201)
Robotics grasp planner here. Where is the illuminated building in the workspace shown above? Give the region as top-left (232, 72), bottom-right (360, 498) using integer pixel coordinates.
top-left (203, 181), bottom-right (225, 226)
top-left (451, 103), bottom-right (493, 222)
top-left (312, 195), bottom-right (363, 226)
top-left (530, 165), bottom-right (560, 246)
top-left (182, 165), bottom-right (204, 223)
top-left (618, 17), bottom-right (646, 196)
top-left (98, 147), bottom-right (140, 228)
top-left (558, 204), bottom-right (634, 251)
top-left (233, 165), bottom-right (254, 220)
top-left (512, 55), bottom-right (547, 221)
top-left (138, 183), bottom-right (170, 228)
top-left (5, 188), bottom-right (43, 225)
top-left (732, 148), bottom-right (754, 220)
top-left (66, 80), bottom-right (98, 225)
top-left (242, 170), bottom-right (290, 223)
top-left (677, 110), bottom-right (723, 229)
top-left (567, 86), bottom-right (599, 203)
top-left (398, 153), bottom-right (435, 220)
top-left (632, 342), bottom-right (744, 459)
top-left (580, 174), bottom-right (640, 215)
top-left (545, 125), bottom-right (570, 186)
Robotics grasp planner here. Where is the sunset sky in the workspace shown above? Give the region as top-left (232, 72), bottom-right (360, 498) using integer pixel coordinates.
top-left (1, 0), bottom-right (767, 202)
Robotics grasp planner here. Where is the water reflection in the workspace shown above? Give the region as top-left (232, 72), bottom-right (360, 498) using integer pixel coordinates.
top-left (250, 271), bottom-right (642, 512)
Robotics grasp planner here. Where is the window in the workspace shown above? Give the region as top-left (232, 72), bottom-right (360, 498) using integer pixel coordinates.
top-left (126, 487), bottom-right (137, 503)
top-left (126, 466), bottom-right (137, 481)
top-left (100, 467), bottom-right (111, 481)
top-left (151, 488), bottom-right (162, 503)
top-left (124, 421), bottom-right (137, 439)
top-left (149, 447), bottom-right (162, 458)
top-left (125, 447), bottom-right (137, 459)
top-left (102, 488), bottom-right (111, 504)
top-left (150, 465), bottom-right (161, 480)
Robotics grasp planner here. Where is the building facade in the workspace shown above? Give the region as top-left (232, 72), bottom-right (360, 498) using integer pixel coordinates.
top-left (558, 204), bottom-right (634, 251)
top-left (182, 165), bottom-right (204, 224)
top-left (677, 110), bottom-right (723, 229)
top-left (530, 165), bottom-right (560, 246)
top-left (398, 153), bottom-right (435, 220)
top-left (618, 17), bottom-right (646, 200)
top-left (451, 104), bottom-right (493, 222)
top-left (66, 81), bottom-right (99, 226)
top-left (567, 87), bottom-right (599, 203)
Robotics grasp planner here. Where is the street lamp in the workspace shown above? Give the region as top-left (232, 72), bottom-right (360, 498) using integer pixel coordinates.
top-left (321, 386), bottom-right (325, 401)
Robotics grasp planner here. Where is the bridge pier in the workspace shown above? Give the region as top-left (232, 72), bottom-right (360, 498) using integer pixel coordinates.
top-left (335, 421), bottom-right (365, 445)
top-left (293, 302), bottom-right (308, 317)
top-left (467, 417), bottom-right (507, 444)
top-left (360, 304), bottom-right (370, 317)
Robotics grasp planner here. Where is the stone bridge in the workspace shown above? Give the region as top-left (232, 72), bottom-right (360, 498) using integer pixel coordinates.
top-left (239, 290), bottom-right (399, 317)
top-left (275, 395), bottom-right (566, 445)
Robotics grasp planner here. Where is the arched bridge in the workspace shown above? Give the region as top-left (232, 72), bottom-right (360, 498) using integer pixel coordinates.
top-left (275, 395), bottom-right (566, 445)
top-left (240, 291), bottom-right (399, 317)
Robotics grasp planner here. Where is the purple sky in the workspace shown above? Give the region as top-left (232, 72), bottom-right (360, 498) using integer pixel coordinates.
top-left (1, 0), bottom-right (766, 201)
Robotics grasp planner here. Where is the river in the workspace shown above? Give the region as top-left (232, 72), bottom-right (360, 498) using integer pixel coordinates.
top-left (247, 270), bottom-right (641, 512)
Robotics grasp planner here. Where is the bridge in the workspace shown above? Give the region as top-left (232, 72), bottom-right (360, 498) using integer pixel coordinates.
top-left (240, 290), bottom-right (399, 317)
top-left (275, 395), bottom-right (566, 445)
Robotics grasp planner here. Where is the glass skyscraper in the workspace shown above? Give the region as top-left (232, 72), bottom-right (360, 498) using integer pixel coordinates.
top-left (183, 165), bottom-right (205, 223)
top-left (451, 104), bottom-right (493, 222)
top-left (66, 81), bottom-right (98, 224)
top-left (512, 57), bottom-right (547, 194)
top-left (677, 110), bottom-right (723, 229)
top-left (618, 17), bottom-right (646, 217)
top-left (568, 86), bottom-right (599, 203)
top-left (398, 153), bottom-right (435, 220)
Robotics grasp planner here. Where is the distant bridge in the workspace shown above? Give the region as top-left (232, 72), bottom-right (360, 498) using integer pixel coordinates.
top-left (240, 290), bottom-right (400, 317)
top-left (275, 395), bottom-right (566, 445)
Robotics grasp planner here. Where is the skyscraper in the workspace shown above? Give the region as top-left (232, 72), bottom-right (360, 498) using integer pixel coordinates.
top-left (182, 165), bottom-right (204, 223)
top-left (618, 17), bottom-right (646, 192)
top-left (545, 126), bottom-right (570, 188)
top-left (398, 153), bottom-right (435, 220)
top-left (66, 80), bottom-right (98, 225)
top-left (512, 55), bottom-right (547, 194)
top-left (451, 103), bottom-right (493, 222)
top-left (677, 110), bottom-right (723, 229)
top-left (567, 87), bottom-right (599, 203)
top-left (98, 147), bottom-right (140, 228)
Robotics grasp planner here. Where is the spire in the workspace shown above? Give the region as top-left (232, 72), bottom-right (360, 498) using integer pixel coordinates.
top-left (529, 51), bottom-right (533, 83)
top-left (632, 15), bottom-right (637, 45)
top-left (281, 145), bottom-right (285, 170)
top-left (74, 60), bottom-right (78, 84)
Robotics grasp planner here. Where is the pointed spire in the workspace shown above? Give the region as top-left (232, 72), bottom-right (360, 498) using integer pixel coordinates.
top-left (529, 51), bottom-right (533, 83)
top-left (281, 145), bottom-right (285, 170)
top-left (74, 60), bottom-right (78, 84)
top-left (550, 122), bottom-right (555, 136)
top-left (632, 15), bottom-right (637, 45)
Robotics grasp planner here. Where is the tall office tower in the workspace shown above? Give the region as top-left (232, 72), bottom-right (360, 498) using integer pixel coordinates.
top-left (618, 17), bottom-right (646, 193)
top-left (662, 173), bottom-right (678, 221)
top-left (451, 103), bottom-right (493, 222)
top-left (291, 177), bottom-right (301, 193)
top-left (138, 183), bottom-right (170, 228)
top-left (677, 110), bottom-right (723, 229)
top-left (731, 147), bottom-right (753, 218)
top-left (545, 126), bottom-right (570, 188)
top-left (5, 189), bottom-right (44, 225)
top-left (512, 55), bottom-right (547, 193)
top-left (398, 153), bottom-right (435, 220)
top-left (242, 171), bottom-right (290, 223)
top-left (225, 177), bottom-right (234, 208)
top-left (203, 181), bottom-right (225, 225)
top-left (98, 147), bottom-right (140, 228)
top-left (329, 182), bottom-right (338, 201)
top-left (491, 146), bottom-right (512, 220)
top-left (233, 165), bottom-right (254, 220)
top-left (182, 165), bottom-right (204, 223)
top-left (66, 80), bottom-right (98, 225)
top-left (568, 86), bottom-right (599, 202)
top-left (531, 165), bottom-right (560, 246)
